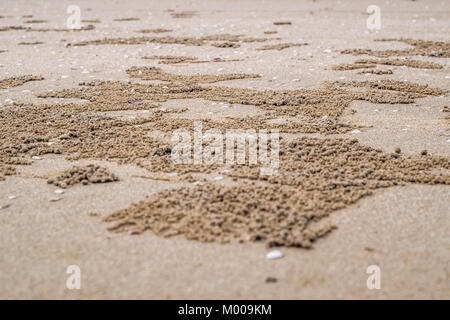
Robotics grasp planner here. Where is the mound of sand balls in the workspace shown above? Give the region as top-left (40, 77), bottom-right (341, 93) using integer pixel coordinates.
top-left (47, 164), bottom-right (118, 188)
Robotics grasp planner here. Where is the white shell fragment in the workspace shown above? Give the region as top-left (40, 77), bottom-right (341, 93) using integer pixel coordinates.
top-left (8, 195), bottom-right (16, 200)
top-left (266, 250), bottom-right (283, 260)
top-left (54, 189), bottom-right (64, 194)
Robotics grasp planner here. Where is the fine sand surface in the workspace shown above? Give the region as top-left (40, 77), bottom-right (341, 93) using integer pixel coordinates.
top-left (0, 0), bottom-right (449, 299)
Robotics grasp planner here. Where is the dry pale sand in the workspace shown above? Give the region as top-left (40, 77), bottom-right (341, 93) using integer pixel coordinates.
top-left (0, 0), bottom-right (449, 299)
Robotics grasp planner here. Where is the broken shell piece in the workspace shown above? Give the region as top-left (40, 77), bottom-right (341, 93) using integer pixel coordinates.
top-left (49, 197), bottom-right (61, 202)
top-left (266, 250), bottom-right (283, 260)
top-left (128, 229), bottom-right (141, 235)
top-left (350, 129), bottom-right (361, 134)
top-left (54, 189), bottom-right (64, 194)
top-left (8, 195), bottom-right (16, 200)
top-left (214, 176), bottom-right (223, 181)
top-left (31, 156), bottom-right (42, 160)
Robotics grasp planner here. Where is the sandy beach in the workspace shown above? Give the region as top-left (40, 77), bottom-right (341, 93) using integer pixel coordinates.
top-left (0, 0), bottom-right (449, 299)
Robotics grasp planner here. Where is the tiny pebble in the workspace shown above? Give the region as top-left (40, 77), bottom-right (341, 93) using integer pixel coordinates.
top-left (266, 250), bottom-right (283, 260)
top-left (31, 156), bottom-right (42, 160)
top-left (350, 129), bottom-right (361, 134)
top-left (265, 277), bottom-right (278, 283)
top-left (128, 229), bottom-right (141, 235)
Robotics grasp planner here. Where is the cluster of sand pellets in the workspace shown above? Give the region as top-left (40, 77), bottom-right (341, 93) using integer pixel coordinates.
top-left (256, 42), bottom-right (308, 51)
top-left (138, 28), bottom-right (172, 34)
top-left (82, 19), bottom-right (101, 24)
top-left (332, 58), bottom-right (443, 73)
top-left (0, 75), bottom-right (44, 89)
top-left (170, 11), bottom-right (198, 19)
top-left (47, 165), bottom-right (118, 188)
top-left (273, 21), bottom-right (291, 25)
top-left (358, 69), bottom-right (393, 75)
top-left (1, 32), bottom-right (449, 247)
top-left (341, 39), bottom-right (450, 58)
top-left (126, 66), bottom-right (261, 83)
top-left (17, 41), bottom-right (45, 46)
top-left (113, 17), bottom-right (140, 21)
top-left (70, 33), bottom-right (276, 47)
top-left (142, 55), bottom-right (243, 64)
top-left (104, 137), bottom-right (449, 247)
top-left (0, 24), bottom-right (95, 32)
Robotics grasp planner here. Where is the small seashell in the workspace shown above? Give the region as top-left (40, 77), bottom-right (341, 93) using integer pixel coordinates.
top-left (8, 195), bottom-right (16, 200)
top-left (32, 156), bottom-right (42, 160)
top-left (266, 250), bottom-right (283, 260)
top-left (61, 75), bottom-right (69, 79)
top-left (54, 189), bottom-right (64, 194)
top-left (128, 229), bottom-right (141, 235)
top-left (350, 129), bottom-right (361, 134)
top-left (49, 197), bottom-right (61, 202)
